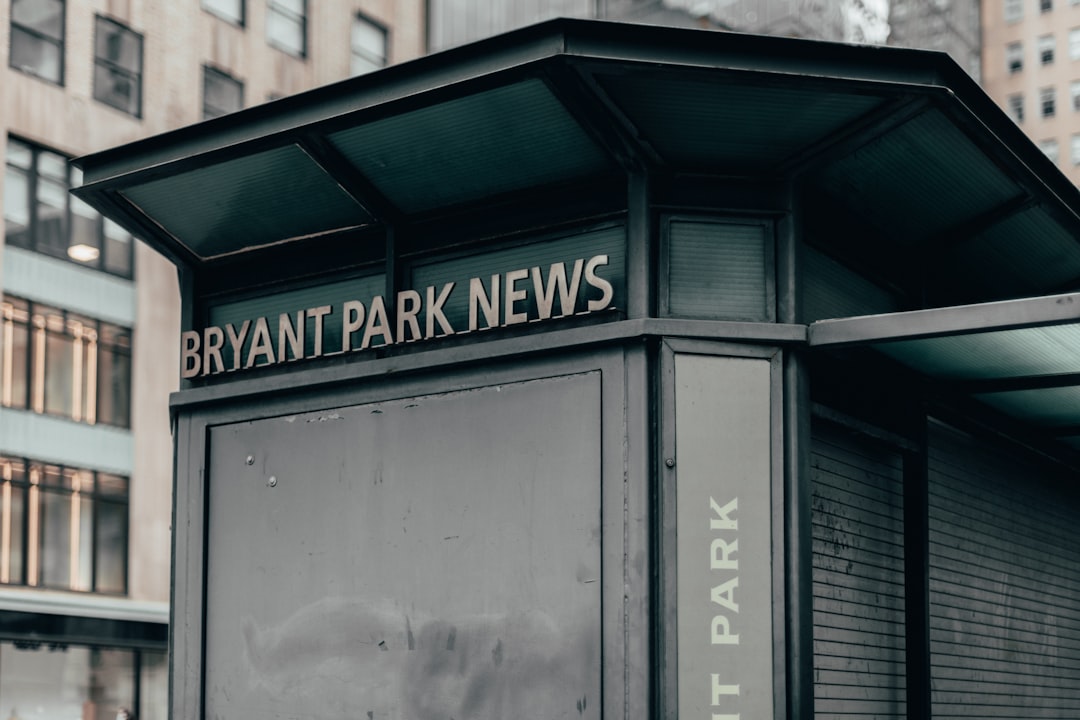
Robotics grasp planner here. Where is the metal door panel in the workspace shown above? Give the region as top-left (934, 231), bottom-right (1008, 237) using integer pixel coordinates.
top-left (203, 371), bottom-right (602, 719)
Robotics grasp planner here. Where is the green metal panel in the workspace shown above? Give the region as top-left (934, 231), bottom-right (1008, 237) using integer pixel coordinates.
top-left (667, 220), bottom-right (769, 321)
top-left (950, 208), bottom-right (1080, 297)
top-left (206, 274), bottom-right (387, 370)
top-left (598, 73), bottom-right (885, 172)
top-left (875, 324), bottom-right (1080, 380)
top-left (122, 145), bottom-right (372, 258)
top-left (975, 385), bottom-right (1080, 427)
top-left (409, 225), bottom-right (625, 332)
top-left (801, 245), bottom-right (899, 322)
top-left (328, 79), bottom-right (612, 214)
top-left (816, 110), bottom-right (1020, 241)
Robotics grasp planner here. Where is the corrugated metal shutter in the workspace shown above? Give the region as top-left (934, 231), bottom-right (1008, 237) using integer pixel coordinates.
top-left (811, 420), bottom-right (907, 719)
top-left (929, 423), bottom-right (1080, 718)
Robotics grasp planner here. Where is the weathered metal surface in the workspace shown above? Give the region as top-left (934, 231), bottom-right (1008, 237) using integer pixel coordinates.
top-left (203, 372), bottom-right (602, 719)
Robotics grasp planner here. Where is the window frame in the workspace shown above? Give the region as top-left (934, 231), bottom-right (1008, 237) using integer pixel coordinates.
top-left (1041, 0), bottom-right (1053, 11)
top-left (1039, 34), bottom-right (1055, 65)
top-left (0, 454), bottom-right (129, 594)
top-left (202, 65), bottom-right (244, 119)
top-left (202, 0), bottom-right (245, 26)
top-left (351, 11), bottom-right (389, 76)
top-left (9, 0), bottom-right (66, 85)
top-left (1007, 41), bottom-right (1023, 73)
top-left (1, 295), bottom-right (132, 429)
top-left (92, 15), bottom-right (144, 118)
top-left (266, 0), bottom-right (307, 58)
top-left (4, 137), bottom-right (135, 279)
top-left (1041, 86), bottom-right (1057, 117)
top-left (1039, 138), bottom-right (1059, 164)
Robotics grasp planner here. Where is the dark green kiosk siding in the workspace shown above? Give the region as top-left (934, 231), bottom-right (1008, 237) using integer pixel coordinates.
top-left (810, 420), bottom-right (906, 719)
top-left (928, 424), bottom-right (1080, 719)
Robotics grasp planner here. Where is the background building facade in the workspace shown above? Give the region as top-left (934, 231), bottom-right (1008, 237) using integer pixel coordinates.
top-left (982, 0), bottom-right (1080, 183)
top-left (0, 2), bottom-right (422, 718)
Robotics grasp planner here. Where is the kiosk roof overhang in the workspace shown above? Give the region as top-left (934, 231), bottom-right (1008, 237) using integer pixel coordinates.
top-left (74, 18), bottom-right (1080, 279)
top-left (73, 19), bottom-right (1080, 457)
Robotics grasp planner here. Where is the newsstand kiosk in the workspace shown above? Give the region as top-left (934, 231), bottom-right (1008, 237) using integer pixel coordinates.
top-left (76, 19), bottom-right (1080, 720)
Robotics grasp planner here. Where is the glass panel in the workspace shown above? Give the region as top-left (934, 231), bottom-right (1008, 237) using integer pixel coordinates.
top-left (9, 27), bottom-right (62, 83)
top-left (667, 220), bottom-right (770, 320)
top-left (77, 473), bottom-right (94, 591)
top-left (351, 16), bottom-right (386, 76)
top-left (94, 63), bottom-right (141, 116)
top-left (97, 472), bottom-right (128, 497)
top-left (38, 151), bottom-right (67, 181)
top-left (267, 11), bottom-right (304, 55)
top-left (97, 340), bottom-right (131, 428)
top-left (140, 650), bottom-right (170, 720)
top-left (1, 459), bottom-right (26, 584)
top-left (0, 644), bottom-right (93, 719)
top-left (95, 499), bottom-right (127, 593)
top-left (6, 138), bottom-right (32, 168)
top-left (44, 327), bottom-right (75, 418)
top-left (204, 68), bottom-right (243, 118)
top-left (3, 166), bottom-right (30, 244)
top-left (36, 177), bottom-right (68, 257)
top-left (11, 0), bottom-right (64, 40)
top-left (2, 303), bottom-right (30, 409)
top-left (70, 193), bottom-right (102, 265)
top-left (203, 0), bottom-right (243, 23)
top-left (103, 219), bottom-right (133, 277)
top-left (95, 18), bottom-right (140, 71)
top-left (89, 648), bottom-right (138, 717)
top-left (38, 486), bottom-right (72, 588)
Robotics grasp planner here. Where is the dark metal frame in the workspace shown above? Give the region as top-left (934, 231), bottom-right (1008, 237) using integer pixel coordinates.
top-left (657, 338), bottom-right (785, 718)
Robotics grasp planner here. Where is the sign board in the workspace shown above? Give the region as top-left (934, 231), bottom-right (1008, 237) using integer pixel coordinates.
top-left (675, 353), bottom-right (774, 718)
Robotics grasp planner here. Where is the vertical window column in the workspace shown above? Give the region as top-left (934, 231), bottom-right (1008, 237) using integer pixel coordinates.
top-left (266, 0), bottom-right (306, 57)
top-left (92, 16), bottom-right (143, 118)
top-left (351, 13), bottom-right (388, 76)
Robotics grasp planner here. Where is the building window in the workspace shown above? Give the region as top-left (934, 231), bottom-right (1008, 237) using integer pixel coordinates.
top-left (1008, 93), bottom-right (1024, 123)
top-left (4, 138), bottom-right (134, 278)
top-left (1039, 138), bottom-right (1059, 164)
top-left (1072, 134), bottom-right (1080, 165)
top-left (1005, 0), bottom-right (1023, 21)
top-left (1039, 34), bottom-right (1055, 65)
top-left (202, 0), bottom-right (244, 25)
top-left (351, 12), bottom-right (388, 76)
top-left (1071, 29), bottom-right (1080, 60)
top-left (92, 16), bottom-right (142, 118)
top-left (1071, 81), bottom-right (1080, 111)
top-left (0, 296), bottom-right (132, 428)
top-left (1041, 86), bottom-right (1056, 117)
top-left (203, 65), bottom-right (244, 119)
top-left (9, 0), bottom-right (64, 84)
top-left (1007, 42), bottom-right (1023, 73)
top-left (0, 643), bottom-right (165, 719)
top-left (0, 455), bottom-right (128, 593)
top-left (266, 0), bottom-right (306, 57)
top-left (1042, 0), bottom-right (1053, 10)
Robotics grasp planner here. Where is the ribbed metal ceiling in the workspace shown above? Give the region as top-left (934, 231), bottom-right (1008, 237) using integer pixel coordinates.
top-left (598, 73), bottom-right (886, 172)
top-left (328, 79), bottom-right (612, 214)
top-left (814, 110), bottom-right (1022, 243)
top-left (121, 144), bottom-right (371, 258)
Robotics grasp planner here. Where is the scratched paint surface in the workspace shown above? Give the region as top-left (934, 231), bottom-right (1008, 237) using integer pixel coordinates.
top-left (203, 372), bottom-right (602, 720)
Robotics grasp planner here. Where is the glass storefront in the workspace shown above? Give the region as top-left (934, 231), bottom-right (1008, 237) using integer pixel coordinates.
top-left (0, 642), bottom-right (165, 720)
